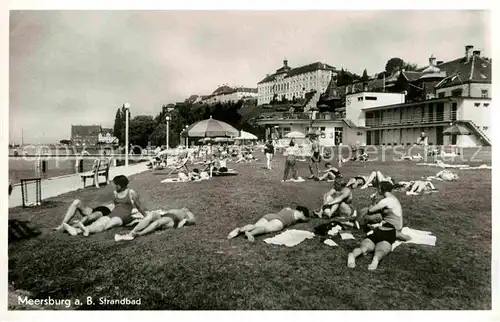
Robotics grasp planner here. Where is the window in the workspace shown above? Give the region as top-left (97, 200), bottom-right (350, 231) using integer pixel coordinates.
top-left (474, 103), bottom-right (480, 107)
top-left (451, 88), bottom-right (463, 97)
top-left (320, 127), bottom-right (326, 131)
top-left (481, 90), bottom-right (488, 98)
top-left (365, 96), bottom-right (378, 101)
top-left (357, 97), bottom-right (364, 101)
top-left (438, 92), bottom-right (445, 98)
top-left (357, 132), bottom-right (363, 136)
top-left (484, 103), bottom-right (490, 107)
top-left (483, 126), bottom-right (488, 131)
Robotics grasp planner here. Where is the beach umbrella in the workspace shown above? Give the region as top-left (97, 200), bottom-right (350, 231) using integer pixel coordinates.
top-left (235, 130), bottom-right (258, 140)
top-left (186, 116), bottom-right (239, 138)
top-left (318, 104), bottom-right (329, 109)
top-left (443, 124), bottom-right (471, 135)
top-left (285, 131), bottom-right (306, 139)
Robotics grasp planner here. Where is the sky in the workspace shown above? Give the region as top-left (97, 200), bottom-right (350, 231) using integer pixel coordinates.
top-left (9, 10), bottom-right (490, 144)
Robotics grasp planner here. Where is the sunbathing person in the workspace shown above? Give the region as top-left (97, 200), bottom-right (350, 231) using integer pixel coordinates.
top-left (54, 200), bottom-right (115, 232)
top-left (433, 169), bottom-right (458, 181)
top-left (403, 180), bottom-right (437, 195)
top-left (347, 182), bottom-right (406, 270)
top-left (63, 175), bottom-right (148, 236)
top-left (313, 178), bottom-right (355, 220)
top-left (115, 208), bottom-right (196, 241)
top-left (227, 205), bottom-right (310, 242)
top-left (359, 171), bottom-right (395, 190)
top-left (316, 163), bottom-right (342, 181)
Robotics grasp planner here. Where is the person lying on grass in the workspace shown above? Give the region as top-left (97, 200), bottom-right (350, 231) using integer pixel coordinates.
top-left (399, 180), bottom-right (437, 195)
top-left (345, 170), bottom-right (396, 190)
top-left (315, 163), bottom-right (342, 181)
top-left (313, 178), bottom-right (356, 221)
top-left (54, 199), bottom-right (115, 233)
top-left (114, 208), bottom-right (196, 241)
top-left (63, 175), bottom-right (148, 237)
top-left (347, 181), bottom-right (408, 271)
top-left (227, 204), bottom-right (310, 242)
top-left (428, 169), bottom-right (458, 181)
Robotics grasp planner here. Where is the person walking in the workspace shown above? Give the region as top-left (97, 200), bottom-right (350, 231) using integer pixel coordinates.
top-left (264, 140), bottom-right (275, 170)
top-left (282, 140), bottom-right (300, 182)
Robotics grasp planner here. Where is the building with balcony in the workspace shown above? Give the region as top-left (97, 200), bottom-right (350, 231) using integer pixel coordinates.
top-left (256, 45), bottom-right (492, 148)
top-left (257, 59), bottom-right (337, 109)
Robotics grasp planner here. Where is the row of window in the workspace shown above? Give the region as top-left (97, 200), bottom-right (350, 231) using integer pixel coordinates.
top-left (259, 79), bottom-right (329, 94)
top-left (438, 89), bottom-right (489, 98)
top-left (357, 96), bottom-right (378, 101)
top-left (473, 103), bottom-right (490, 107)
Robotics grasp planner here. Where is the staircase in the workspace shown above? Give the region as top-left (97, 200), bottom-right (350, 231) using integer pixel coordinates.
top-left (305, 90), bottom-right (321, 110)
top-left (462, 120), bottom-right (492, 146)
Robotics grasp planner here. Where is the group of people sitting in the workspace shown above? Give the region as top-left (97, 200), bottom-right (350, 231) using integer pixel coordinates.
top-left (54, 175), bottom-right (196, 241)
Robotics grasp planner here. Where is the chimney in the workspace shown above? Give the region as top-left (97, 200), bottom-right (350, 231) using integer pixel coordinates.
top-left (473, 50), bottom-right (481, 57)
top-left (465, 45), bottom-right (474, 61)
top-left (437, 61), bottom-right (443, 65)
top-left (283, 58), bottom-right (288, 67)
top-left (429, 54), bottom-right (437, 66)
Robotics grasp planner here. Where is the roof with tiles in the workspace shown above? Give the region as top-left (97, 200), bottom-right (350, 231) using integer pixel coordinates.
top-left (432, 55), bottom-right (491, 88)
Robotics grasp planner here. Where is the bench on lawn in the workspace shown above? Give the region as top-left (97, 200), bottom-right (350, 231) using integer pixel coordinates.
top-left (81, 158), bottom-right (111, 188)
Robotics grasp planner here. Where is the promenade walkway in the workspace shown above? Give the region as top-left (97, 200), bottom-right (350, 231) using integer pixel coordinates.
top-left (9, 162), bottom-right (149, 208)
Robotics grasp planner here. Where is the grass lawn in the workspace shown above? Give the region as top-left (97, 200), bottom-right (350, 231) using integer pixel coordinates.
top-left (8, 148), bottom-right (492, 310)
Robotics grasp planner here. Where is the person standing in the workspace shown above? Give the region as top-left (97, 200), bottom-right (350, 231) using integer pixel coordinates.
top-left (282, 140), bottom-right (299, 182)
top-left (264, 140), bottom-right (275, 170)
top-left (308, 135), bottom-right (321, 179)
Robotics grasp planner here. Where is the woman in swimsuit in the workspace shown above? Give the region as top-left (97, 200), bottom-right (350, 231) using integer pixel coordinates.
top-left (316, 163), bottom-right (342, 181)
top-left (227, 204), bottom-right (310, 242)
top-left (71, 175), bottom-right (148, 236)
top-left (115, 208), bottom-right (196, 241)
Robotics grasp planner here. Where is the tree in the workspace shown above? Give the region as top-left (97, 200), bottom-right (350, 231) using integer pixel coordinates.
top-left (129, 115), bottom-right (156, 148)
top-left (113, 108), bottom-right (123, 146)
top-left (404, 62), bottom-right (419, 71)
top-left (361, 69), bottom-right (369, 82)
top-left (385, 57), bottom-right (405, 74)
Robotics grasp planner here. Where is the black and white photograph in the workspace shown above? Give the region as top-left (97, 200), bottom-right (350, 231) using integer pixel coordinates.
top-left (3, 2), bottom-right (496, 318)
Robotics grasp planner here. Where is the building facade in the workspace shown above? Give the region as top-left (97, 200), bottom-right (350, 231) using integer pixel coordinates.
top-left (257, 60), bottom-right (336, 109)
top-left (194, 85), bottom-right (258, 104)
top-left (71, 125), bottom-right (102, 146)
top-left (256, 45), bottom-right (492, 148)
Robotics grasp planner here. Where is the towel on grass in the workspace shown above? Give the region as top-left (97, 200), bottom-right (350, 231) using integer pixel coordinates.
top-left (460, 164), bottom-right (492, 170)
top-left (327, 225), bottom-right (342, 236)
top-left (324, 239), bottom-right (338, 247)
top-left (264, 229), bottom-right (315, 247)
top-left (416, 162), bottom-right (469, 169)
top-left (340, 232), bottom-right (355, 240)
top-left (392, 227), bottom-right (437, 251)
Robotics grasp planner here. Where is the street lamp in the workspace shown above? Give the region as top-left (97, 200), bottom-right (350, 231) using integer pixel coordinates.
top-left (166, 115), bottom-right (171, 149)
top-left (185, 125), bottom-right (189, 147)
top-left (124, 103), bottom-right (131, 166)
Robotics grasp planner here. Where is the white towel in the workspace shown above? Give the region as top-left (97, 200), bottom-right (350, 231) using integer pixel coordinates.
top-left (392, 227), bottom-right (436, 251)
top-left (264, 229), bottom-right (315, 247)
top-left (416, 162), bottom-right (469, 169)
top-left (327, 225), bottom-right (342, 236)
top-left (460, 164), bottom-right (492, 170)
top-left (340, 233), bottom-right (355, 240)
top-left (324, 239), bottom-right (338, 247)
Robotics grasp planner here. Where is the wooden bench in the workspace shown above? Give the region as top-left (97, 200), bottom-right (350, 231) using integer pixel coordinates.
top-left (81, 159), bottom-right (111, 188)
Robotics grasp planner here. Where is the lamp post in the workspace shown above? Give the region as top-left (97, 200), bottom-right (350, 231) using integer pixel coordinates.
top-left (185, 125), bottom-right (189, 147)
top-left (166, 115), bottom-right (171, 149)
top-left (124, 103), bottom-right (131, 166)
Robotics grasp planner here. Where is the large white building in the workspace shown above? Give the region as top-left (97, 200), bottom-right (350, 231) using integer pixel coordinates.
top-left (197, 85), bottom-right (258, 104)
top-left (256, 45), bottom-right (492, 148)
top-left (257, 59), bottom-right (336, 108)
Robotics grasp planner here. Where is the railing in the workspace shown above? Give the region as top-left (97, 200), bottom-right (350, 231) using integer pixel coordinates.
top-left (258, 112), bottom-right (344, 122)
top-left (465, 121), bottom-right (492, 146)
top-left (365, 111), bottom-right (458, 127)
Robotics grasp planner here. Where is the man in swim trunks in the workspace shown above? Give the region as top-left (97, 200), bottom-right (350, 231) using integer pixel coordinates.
top-left (347, 181), bottom-right (406, 270)
top-left (64, 175), bottom-right (148, 236)
top-left (403, 180), bottom-right (437, 195)
top-left (227, 204), bottom-right (310, 242)
top-left (308, 135), bottom-right (321, 179)
top-left (54, 199), bottom-right (115, 233)
top-left (358, 171), bottom-right (395, 190)
top-left (114, 208), bottom-right (196, 241)
top-left (314, 178), bottom-right (355, 219)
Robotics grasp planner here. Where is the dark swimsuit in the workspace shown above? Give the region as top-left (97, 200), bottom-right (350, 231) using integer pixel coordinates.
top-left (109, 190), bottom-right (134, 225)
top-left (92, 206), bottom-right (112, 216)
top-left (164, 214), bottom-right (181, 228)
top-left (367, 223), bottom-right (397, 244)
